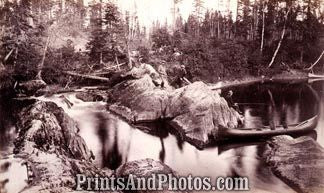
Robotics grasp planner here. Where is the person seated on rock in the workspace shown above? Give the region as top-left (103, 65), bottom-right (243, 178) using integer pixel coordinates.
top-left (172, 64), bottom-right (188, 88)
top-left (135, 58), bottom-right (166, 88)
top-left (224, 90), bottom-right (241, 114)
top-left (157, 63), bottom-right (169, 89)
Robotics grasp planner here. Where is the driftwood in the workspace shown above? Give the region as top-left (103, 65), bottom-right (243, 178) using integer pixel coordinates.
top-left (64, 71), bottom-right (110, 82)
top-left (89, 63), bottom-right (126, 76)
top-left (91, 71), bottom-right (112, 76)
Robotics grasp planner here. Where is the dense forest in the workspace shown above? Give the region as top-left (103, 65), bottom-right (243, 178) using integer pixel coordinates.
top-left (0, 0), bottom-right (324, 88)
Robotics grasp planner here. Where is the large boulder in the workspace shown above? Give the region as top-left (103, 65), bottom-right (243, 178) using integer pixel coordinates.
top-left (109, 65), bottom-right (242, 148)
top-left (116, 158), bottom-right (176, 179)
top-left (11, 100), bottom-right (114, 193)
top-left (19, 79), bottom-right (47, 96)
top-left (14, 101), bottom-right (92, 160)
top-left (109, 74), bottom-right (169, 122)
top-left (111, 74), bottom-right (156, 106)
top-left (165, 82), bottom-right (241, 148)
top-left (263, 135), bottom-right (324, 193)
top-left (110, 78), bottom-right (241, 148)
top-left (116, 158), bottom-right (184, 193)
top-left (75, 91), bottom-right (107, 102)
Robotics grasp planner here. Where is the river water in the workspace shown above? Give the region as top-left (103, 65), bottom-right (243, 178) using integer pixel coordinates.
top-left (1, 80), bottom-right (323, 193)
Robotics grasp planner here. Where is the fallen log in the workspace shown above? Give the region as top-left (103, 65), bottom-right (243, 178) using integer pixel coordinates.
top-left (91, 62), bottom-right (126, 76)
top-left (64, 71), bottom-right (110, 82)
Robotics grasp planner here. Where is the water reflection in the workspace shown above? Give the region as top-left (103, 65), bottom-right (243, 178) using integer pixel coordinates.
top-left (0, 96), bottom-right (16, 157)
top-left (44, 93), bottom-right (296, 192)
top-left (224, 82), bottom-right (319, 129)
top-left (1, 80), bottom-right (323, 193)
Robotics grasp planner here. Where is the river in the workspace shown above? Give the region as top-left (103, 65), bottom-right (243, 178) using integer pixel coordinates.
top-left (0, 80), bottom-right (323, 193)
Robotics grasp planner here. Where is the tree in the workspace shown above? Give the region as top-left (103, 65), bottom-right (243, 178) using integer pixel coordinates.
top-left (171, 0), bottom-right (182, 32)
top-left (260, 0), bottom-right (266, 53)
top-left (87, 0), bottom-right (106, 64)
top-left (151, 27), bottom-right (171, 49)
top-left (268, 7), bottom-right (291, 68)
top-left (0, 0), bottom-right (45, 80)
top-left (192, 0), bottom-right (204, 36)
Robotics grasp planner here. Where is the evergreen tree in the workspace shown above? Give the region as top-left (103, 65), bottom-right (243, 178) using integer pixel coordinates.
top-left (0, 0), bottom-right (45, 80)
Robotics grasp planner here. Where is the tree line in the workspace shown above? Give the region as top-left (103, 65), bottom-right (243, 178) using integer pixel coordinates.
top-left (0, 0), bottom-right (323, 86)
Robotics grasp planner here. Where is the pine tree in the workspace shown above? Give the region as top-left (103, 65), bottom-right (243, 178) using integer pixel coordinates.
top-left (0, 0), bottom-right (45, 80)
top-left (87, 0), bottom-right (125, 65)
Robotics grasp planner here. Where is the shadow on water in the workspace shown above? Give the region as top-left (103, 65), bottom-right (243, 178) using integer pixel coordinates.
top-left (0, 96), bottom-right (16, 156)
top-left (96, 113), bottom-right (122, 169)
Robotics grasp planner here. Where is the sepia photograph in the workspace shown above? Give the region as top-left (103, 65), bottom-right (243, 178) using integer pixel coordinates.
top-left (0, 0), bottom-right (324, 192)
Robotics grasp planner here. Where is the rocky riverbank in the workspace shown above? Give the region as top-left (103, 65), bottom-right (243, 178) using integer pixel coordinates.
top-left (7, 100), bottom-right (112, 192)
top-left (0, 99), bottom-right (185, 193)
top-left (1, 64), bottom-right (320, 193)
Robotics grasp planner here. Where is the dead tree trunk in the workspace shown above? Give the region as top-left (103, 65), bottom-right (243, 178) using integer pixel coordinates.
top-left (63, 71), bottom-right (110, 82)
top-left (4, 48), bottom-right (14, 62)
top-left (100, 52), bottom-right (103, 65)
top-left (125, 33), bottom-right (132, 69)
top-left (268, 8), bottom-right (290, 68)
top-left (260, 0), bottom-right (266, 53)
top-left (305, 50), bottom-right (324, 72)
top-left (0, 62), bottom-right (5, 71)
top-left (37, 36), bottom-right (50, 80)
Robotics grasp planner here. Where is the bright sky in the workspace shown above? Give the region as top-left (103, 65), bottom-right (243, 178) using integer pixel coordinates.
top-left (85, 0), bottom-right (238, 28)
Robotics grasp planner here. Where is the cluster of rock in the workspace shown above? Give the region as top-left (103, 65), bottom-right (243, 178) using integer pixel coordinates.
top-left (14, 64), bottom-right (242, 149)
top-left (2, 99), bottom-right (182, 193)
top-left (108, 64), bottom-right (242, 148)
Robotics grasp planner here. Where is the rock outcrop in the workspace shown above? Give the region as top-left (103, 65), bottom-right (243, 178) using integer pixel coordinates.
top-left (110, 74), bottom-right (169, 122)
top-left (109, 66), bottom-right (242, 148)
top-left (116, 158), bottom-right (176, 178)
top-left (75, 91), bottom-right (107, 102)
top-left (18, 79), bottom-right (47, 96)
top-left (165, 82), bottom-right (241, 147)
top-left (13, 100), bottom-right (114, 193)
top-left (116, 158), bottom-right (184, 193)
top-left (263, 135), bottom-right (324, 193)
